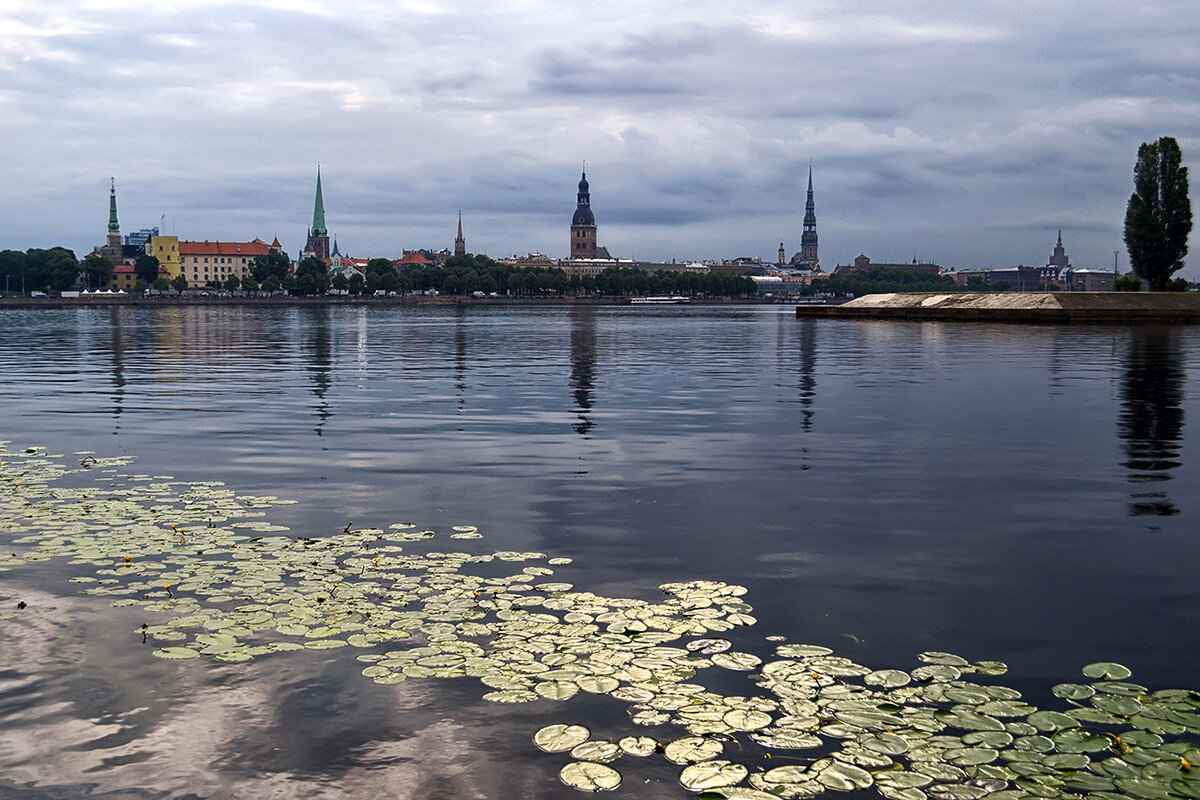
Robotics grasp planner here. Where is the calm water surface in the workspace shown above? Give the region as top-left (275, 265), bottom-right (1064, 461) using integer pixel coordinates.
top-left (0, 304), bottom-right (1197, 798)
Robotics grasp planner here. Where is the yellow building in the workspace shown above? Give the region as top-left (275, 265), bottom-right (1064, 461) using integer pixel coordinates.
top-left (149, 235), bottom-right (182, 279)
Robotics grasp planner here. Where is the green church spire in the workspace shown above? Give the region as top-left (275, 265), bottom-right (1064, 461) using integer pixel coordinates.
top-left (311, 166), bottom-right (327, 237)
top-left (108, 177), bottom-right (120, 233)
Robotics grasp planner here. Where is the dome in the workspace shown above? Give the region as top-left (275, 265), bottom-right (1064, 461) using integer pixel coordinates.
top-left (573, 207), bottom-right (595, 226)
top-left (578, 172), bottom-right (589, 193)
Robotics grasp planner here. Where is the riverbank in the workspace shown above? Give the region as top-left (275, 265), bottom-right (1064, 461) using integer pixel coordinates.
top-left (795, 292), bottom-right (1200, 322)
top-left (0, 294), bottom-right (773, 310)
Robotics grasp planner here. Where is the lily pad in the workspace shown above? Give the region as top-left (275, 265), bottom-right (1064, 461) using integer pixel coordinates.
top-left (571, 740), bottom-right (622, 763)
top-left (559, 761), bottom-right (621, 792)
top-left (681, 760), bottom-right (749, 791)
top-left (664, 736), bottom-right (724, 764)
top-left (535, 724), bottom-right (591, 753)
top-left (1084, 662), bottom-right (1133, 680)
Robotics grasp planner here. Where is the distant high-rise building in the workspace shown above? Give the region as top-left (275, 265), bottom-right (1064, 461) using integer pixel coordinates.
top-left (570, 168), bottom-right (597, 259)
top-left (455, 211), bottom-right (466, 256)
top-left (304, 166), bottom-right (330, 260)
top-left (791, 163), bottom-right (819, 270)
top-left (1049, 230), bottom-right (1070, 269)
top-left (1040, 230), bottom-right (1072, 281)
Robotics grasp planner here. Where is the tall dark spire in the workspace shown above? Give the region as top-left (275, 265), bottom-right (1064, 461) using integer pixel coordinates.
top-left (454, 211), bottom-right (466, 256)
top-left (797, 162), bottom-right (819, 269)
top-left (311, 166), bottom-right (327, 238)
top-left (108, 178), bottom-right (120, 233)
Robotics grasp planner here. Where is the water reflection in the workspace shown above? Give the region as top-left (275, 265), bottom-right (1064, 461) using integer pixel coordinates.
top-left (455, 310), bottom-right (467, 416)
top-left (569, 308), bottom-right (597, 436)
top-left (795, 318), bottom-right (817, 435)
top-left (107, 307), bottom-right (126, 430)
top-left (1117, 328), bottom-right (1186, 516)
top-left (303, 307), bottom-right (333, 437)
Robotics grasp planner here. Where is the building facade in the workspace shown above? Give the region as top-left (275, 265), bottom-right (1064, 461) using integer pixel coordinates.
top-left (570, 170), bottom-right (597, 259)
top-left (954, 266), bottom-right (1043, 291)
top-left (148, 235), bottom-right (182, 278)
top-left (838, 254), bottom-right (942, 275)
top-left (179, 238), bottom-right (280, 287)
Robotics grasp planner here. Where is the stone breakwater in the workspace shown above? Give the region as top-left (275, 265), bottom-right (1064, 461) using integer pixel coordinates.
top-left (796, 293), bottom-right (1200, 323)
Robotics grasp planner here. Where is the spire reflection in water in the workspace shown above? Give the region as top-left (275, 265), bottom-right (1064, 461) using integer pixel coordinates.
top-left (569, 307), bottom-right (596, 437)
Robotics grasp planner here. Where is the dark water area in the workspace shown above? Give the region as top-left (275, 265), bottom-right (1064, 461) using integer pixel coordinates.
top-left (0, 304), bottom-right (1197, 798)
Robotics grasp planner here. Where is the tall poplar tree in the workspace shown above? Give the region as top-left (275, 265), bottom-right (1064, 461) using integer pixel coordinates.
top-left (1124, 137), bottom-right (1192, 291)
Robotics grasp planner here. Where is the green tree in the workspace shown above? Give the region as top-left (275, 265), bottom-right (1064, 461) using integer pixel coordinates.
top-left (1125, 136), bottom-right (1193, 292)
top-left (224, 274), bottom-right (241, 291)
top-left (294, 257), bottom-right (330, 295)
top-left (82, 255), bottom-right (114, 289)
top-left (153, 277), bottom-right (170, 291)
top-left (348, 273), bottom-right (364, 295)
top-left (25, 247), bottom-right (79, 291)
top-left (251, 250), bottom-right (291, 283)
top-left (261, 275), bottom-right (281, 293)
top-left (135, 254), bottom-right (160, 286)
top-left (0, 249), bottom-right (26, 294)
top-left (331, 272), bottom-right (349, 292)
top-left (366, 258), bottom-right (395, 277)
top-left (1115, 275), bottom-right (1143, 292)
top-left (242, 275), bottom-right (259, 293)
top-left (171, 274), bottom-right (188, 292)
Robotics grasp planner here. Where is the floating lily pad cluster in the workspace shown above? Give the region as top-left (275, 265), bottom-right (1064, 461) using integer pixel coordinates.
top-left (537, 643), bottom-right (1200, 798)
top-left (4, 444), bottom-right (1200, 799)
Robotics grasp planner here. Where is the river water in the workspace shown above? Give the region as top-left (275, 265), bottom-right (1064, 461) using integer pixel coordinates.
top-left (0, 304), bottom-right (1196, 798)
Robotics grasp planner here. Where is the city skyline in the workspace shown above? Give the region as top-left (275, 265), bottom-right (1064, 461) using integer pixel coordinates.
top-left (1, 1), bottom-right (1197, 276)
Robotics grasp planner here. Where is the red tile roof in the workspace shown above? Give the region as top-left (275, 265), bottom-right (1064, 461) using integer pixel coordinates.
top-left (396, 252), bottom-right (432, 265)
top-left (179, 240), bottom-right (273, 257)
top-left (114, 264), bottom-right (134, 273)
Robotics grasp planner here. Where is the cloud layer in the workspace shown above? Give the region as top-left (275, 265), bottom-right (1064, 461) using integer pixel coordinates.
top-left (2, 0), bottom-right (1198, 273)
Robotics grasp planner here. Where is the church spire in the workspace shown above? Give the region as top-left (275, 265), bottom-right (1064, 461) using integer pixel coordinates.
top-left (454, 210), bottom-right (466, 256)
top-left (798, 161), bottom-right (818, 269)
top-left (311, 166), bottom-right (327, 238)
top-left (108, 178), bottom-right (120, 233)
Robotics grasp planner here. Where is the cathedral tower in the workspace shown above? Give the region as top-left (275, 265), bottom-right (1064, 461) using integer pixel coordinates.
top-left (304, 166), bottom-right (330, 260)
top-left (570, 169), bottom-right (597, 259)
top-left (795, 163), bottom-right (819, 270)
top-left (455, 211), bottom-right (466, 256)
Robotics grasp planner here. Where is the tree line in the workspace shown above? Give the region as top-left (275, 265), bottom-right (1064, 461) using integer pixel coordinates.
top-left (240, 253), bottom-right (756, 298)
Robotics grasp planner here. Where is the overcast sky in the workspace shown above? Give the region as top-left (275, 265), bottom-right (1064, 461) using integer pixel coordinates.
top-left (2, 0), bottom-right (1198, 274)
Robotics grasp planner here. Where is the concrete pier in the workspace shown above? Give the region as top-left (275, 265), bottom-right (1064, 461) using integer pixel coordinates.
top-left (795, 292), bottom-right (1200, 323)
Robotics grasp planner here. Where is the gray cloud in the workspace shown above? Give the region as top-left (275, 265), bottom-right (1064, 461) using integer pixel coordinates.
top-left (1, 0), bottom-right (1197, 275)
